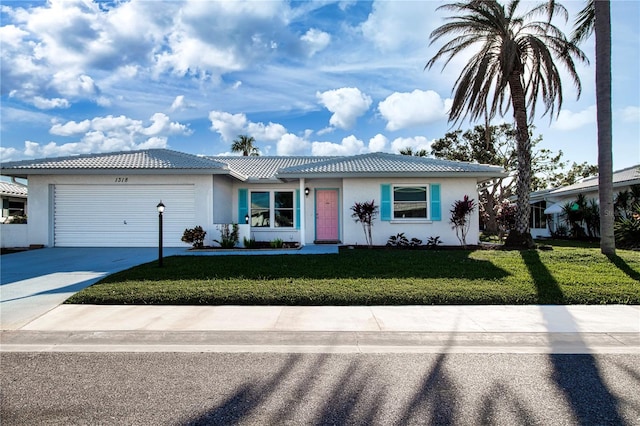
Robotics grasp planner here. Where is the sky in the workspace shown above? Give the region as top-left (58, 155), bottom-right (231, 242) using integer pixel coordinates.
top-left (1, 0), bottom-right (639, 174)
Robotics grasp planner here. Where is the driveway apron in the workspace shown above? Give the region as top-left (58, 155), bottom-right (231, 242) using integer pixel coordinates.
top-left (0, 247), bottom-right (185, 330)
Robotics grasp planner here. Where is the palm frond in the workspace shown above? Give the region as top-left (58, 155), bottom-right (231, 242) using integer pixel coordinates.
top-left (571, 0), bottom-right (595, 44)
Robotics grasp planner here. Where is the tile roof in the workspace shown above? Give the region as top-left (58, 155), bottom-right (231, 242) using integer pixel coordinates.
top-left (276, 152), bottom-right (505, 178)
top-left (0, 181), bottom-right (27, 197)
top-left (1, 149), bottom-right (506, 181)
top-left (211, 156), bottom-right (335, 180)
top-left (0, 149), bottom-right (226, 173)
top-left (549, 164), bottom-right (640, 196)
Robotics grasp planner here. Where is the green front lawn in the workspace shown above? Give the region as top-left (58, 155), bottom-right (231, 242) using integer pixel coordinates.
top-left (66, 246), bottom-right (640, 305)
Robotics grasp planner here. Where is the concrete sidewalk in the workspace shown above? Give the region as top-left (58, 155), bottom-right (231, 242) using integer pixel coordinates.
top-left (2, 304), bottom-right (638, 354)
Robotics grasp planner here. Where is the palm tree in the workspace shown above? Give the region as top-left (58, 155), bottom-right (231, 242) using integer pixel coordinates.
top-left (231, 135), bottom-right (260, 156)
top-left (572, 0), bottom-right (615, 255)
top-left (426, 0), bottom-right (587, 248)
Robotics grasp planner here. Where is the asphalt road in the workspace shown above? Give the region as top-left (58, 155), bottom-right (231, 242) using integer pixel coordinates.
top-left (2, 352), bottom-right (638, 425)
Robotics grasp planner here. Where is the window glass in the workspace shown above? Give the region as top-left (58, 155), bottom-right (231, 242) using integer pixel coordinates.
top-left (251, 192), bottom-right (270, 227)
top-left (393, 186), bottom-right (427, 218)
top-left (275, 191), bottom-right (294, 228)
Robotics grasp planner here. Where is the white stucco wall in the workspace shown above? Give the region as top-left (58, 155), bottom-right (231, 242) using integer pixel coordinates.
top-left (342, 177), bottom-right (480, 246)
top-left (212, 175), bottom-right (234, 224)
top-left (1, 224), bottom-right (28, 248)
top-left (27, 174), bottom-right (215, 247)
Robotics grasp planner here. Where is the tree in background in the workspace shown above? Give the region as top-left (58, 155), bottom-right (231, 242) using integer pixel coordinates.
top-left (231, 135), bottom-right (260, 156)
top-left (426, 0), bottom-right (587, 248)
top-left (431, 124), bottom-right (575, 235)
top-left (547, 162), bottom-right (599, 188)
top-left (399, 147), bottom-right (428, 157)
top-left (572, 0), bottom-right (615, 254)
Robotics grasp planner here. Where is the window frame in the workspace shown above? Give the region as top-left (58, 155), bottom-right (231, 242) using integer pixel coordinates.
top-left (529, 200), bottom-right (547, 229)
top-left (249, 190), bottom-right (296, 229)
top-left (391, 184), bottom-right (430, 221)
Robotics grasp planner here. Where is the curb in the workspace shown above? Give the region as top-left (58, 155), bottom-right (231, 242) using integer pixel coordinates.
top-left (2, 330), bottom-right (638, 354)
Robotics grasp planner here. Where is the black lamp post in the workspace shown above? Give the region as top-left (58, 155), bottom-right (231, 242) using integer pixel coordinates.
top-left (157, 201), bottom-right (165, 267)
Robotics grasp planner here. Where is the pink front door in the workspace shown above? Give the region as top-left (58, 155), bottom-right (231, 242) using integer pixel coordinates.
top-left (315, 189), bottom-right (339, 241)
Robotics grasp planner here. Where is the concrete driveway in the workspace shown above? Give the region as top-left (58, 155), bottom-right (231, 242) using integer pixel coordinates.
top-left (0, 247), bottom-right (186, 330)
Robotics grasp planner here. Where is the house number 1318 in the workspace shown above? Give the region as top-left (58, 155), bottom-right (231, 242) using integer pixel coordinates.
top-left (115, 177), bottom-right (128, 183)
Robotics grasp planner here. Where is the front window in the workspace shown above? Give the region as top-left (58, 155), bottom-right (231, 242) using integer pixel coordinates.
top-left (250, 190), bottom-right (295, 228)
top-left (393, 186), bottom-right (428, 219)
top-left (251, 192), bottom-right (270, 227)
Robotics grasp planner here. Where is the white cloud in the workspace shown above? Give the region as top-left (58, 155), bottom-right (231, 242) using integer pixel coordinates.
top-left (277, 133), bottom-right (311, 156)
top-left (50, 119), bottom-right (91, 136)
top-left (360, 1), bottom-right (436, 52)
top-left (316, 87), bottom-right (372, 130)
top-left (378, 90), bottom-right (448, 131)
top-left (248, 122), bottom-right (287, 142)
top-left (51, 72), bottom-right (98, 98)
top-left (552, 105), bottom-right (596, 130)
top-left (621, 106), bottom-right (640, 123)
top-left (208, 111), bottom-right (248, 142)
top-left (170, 95), bottom-right (186, 112)
top-left (390, 136), bottom-right (433, 155)
top-left (142, 112), bottom-right (192, 136)
top-left (368, 134), bottom-right (388, 152)
top-left (19, 112), bottom-right (190, 159)
top-left (96, 96), bottom-right (112, 107)
top-left (0, 146), bottom-right (20, 162)
top-left (31, 96), bottom-right (70, 110)
top-left (311, 135), bottom-right (366, 156)
top-left (209, 110), bottom-right (289, 146)
top-left (301, 28), bottom-right (330, 57)
top-left (0, 24), bottom-right (28, 47)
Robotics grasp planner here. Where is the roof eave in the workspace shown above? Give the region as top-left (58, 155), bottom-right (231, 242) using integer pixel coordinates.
top-left (275, 171), bottom-right (507, 180)
top-left (549, 178), bottom-right (640, 197)
top-left (0, 168), bottom-right (229, 177)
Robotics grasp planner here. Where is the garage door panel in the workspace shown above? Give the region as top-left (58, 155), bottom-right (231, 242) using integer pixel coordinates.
top-left (54, 184), bottom-right (196, 247)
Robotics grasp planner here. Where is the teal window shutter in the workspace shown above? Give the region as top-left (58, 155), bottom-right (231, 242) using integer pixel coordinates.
top-left (295, 189), bottom-right (300, 229)
top-left (380, 184), bottom-right (391, 221)
top-left (430, 184), bottom-right (441, 221)
top-left (238, 188), bottom-right (248, 222)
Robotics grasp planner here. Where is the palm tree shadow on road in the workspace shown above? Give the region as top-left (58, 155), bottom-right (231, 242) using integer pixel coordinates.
top-left (520, 249), bottom-right (624, 424)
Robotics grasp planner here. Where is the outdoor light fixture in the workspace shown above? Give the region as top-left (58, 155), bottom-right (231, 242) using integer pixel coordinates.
top-left (245, 213), bottom-right (250, 224)
top-left (304, 187), bottom-right (310, 197)
top-left (157, 201), bottom-right (165, 267)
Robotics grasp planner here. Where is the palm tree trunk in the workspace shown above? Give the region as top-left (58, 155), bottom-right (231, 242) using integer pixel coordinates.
top-left (595, 0), bottom-right (615, 255)
top-left (505, 71), bottom-right (535, 249)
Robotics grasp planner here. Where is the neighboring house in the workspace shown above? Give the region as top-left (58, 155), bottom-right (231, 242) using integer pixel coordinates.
top-left (0, 180), bottom-right (27, 223)
top-left (529, 164), bottom-right (640, 238)
top-left (0, 149), bottom-right (505, 248)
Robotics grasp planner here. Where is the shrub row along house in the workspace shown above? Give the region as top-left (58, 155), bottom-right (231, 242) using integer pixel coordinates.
top-left (0, 149), bottom-right (505, 248)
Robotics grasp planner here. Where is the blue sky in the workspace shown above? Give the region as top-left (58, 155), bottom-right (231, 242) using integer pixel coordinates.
top-left (1, 0), bottom-right (638, 173)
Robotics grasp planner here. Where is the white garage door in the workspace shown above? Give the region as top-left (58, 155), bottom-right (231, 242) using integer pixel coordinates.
top-left (54, 184), bottom-right (195, 247)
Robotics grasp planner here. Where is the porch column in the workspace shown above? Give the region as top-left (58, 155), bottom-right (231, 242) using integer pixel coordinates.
top-left (299, 178), bottom-right (306, 246)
